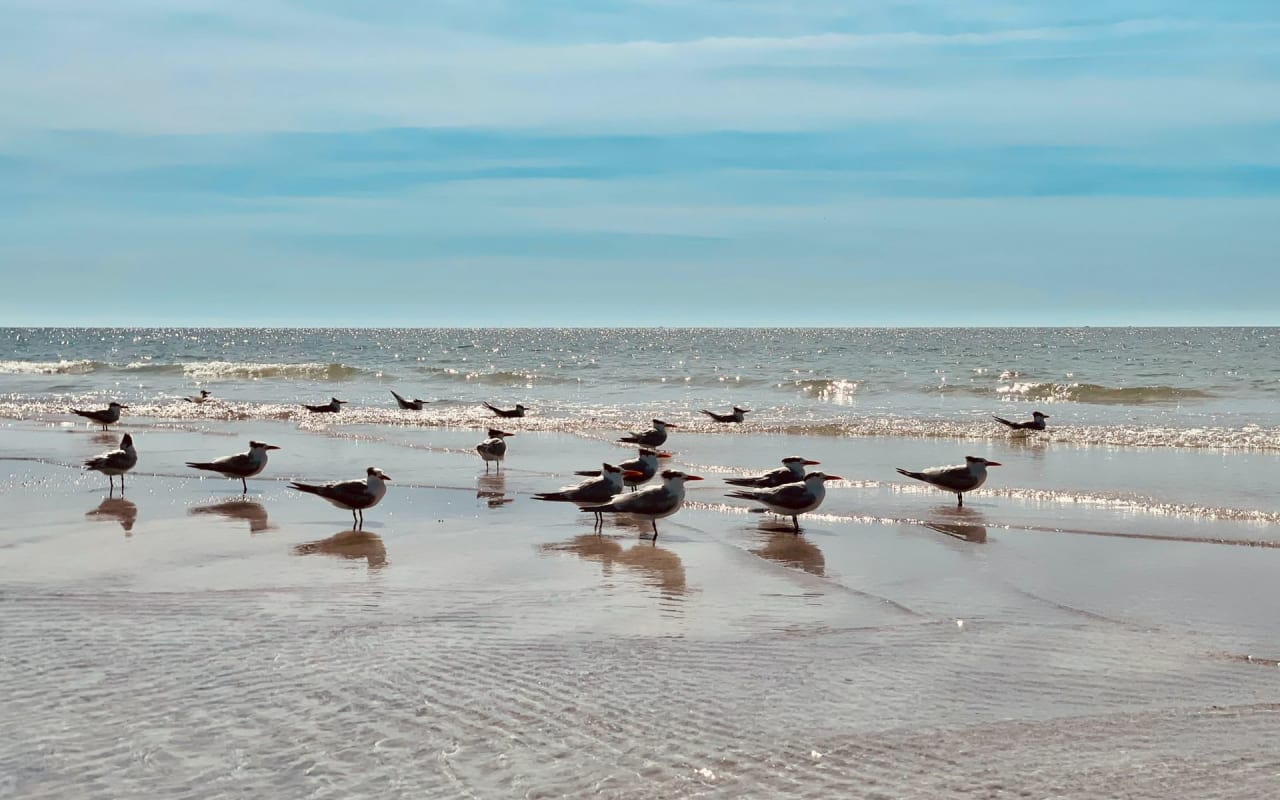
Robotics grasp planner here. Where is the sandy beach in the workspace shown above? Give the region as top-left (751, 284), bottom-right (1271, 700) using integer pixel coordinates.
top-left (3, 413), bottom-right (1279, 798)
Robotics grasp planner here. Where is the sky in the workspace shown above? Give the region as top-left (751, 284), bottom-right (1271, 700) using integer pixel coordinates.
top-left (1, 0), bottom-right (1278, 326)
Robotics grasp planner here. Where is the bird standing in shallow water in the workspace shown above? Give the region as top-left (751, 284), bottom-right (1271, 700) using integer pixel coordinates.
top-left (725, 457), bottom-right (820, 489)
top-left (618, 419), bottom-right (675, 448)
top-left (84, 433), bottom-right (137, 493)
top-left (477, 428), bottom-right (514, 472)
top-left (726, 471), bottom-right (841, 533)
top-left (290, 467), bottom-right (391, 528)
top-left (186, 441), bottom-right (281, 494)
top-left (584, 469), bottom-right (702, 540)
top-left (896, 456), bottom-right (1002, 507)
top-left (72, 402), bottom-right (128, 431)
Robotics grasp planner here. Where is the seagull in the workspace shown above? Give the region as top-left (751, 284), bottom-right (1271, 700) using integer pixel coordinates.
top-left (701, 406), bottom-right (751, 423)
top-left (186, 441), bottom-right (281, 494)
top-left (896, 456), bottom-right (1002, 507)
top-left (84, 433), bottom-right (137, 493)
top-left (583, 469), bottom-right (702, 539)
top-left (290, 467), bottom-right (391, 528)
top-left (726, 471), bottom-right (841, 533)
top-left (304, 397), bottom-right (347, 413)
top-left (184, 390), bottom-right (213, 404)
top-left (72, 402), bottom-right (127, 431)
top-left (483, 402), bottom-right (527, 418)
top-left (534, 463), bottom-right (626, 529)
top-left (993, 411), bottom-right (1049, 431)
top-left (725, 456), bottom-right (821, 488)
top-left (477, 428), bottom-right (514, 472)
top-left (391, 390), bottom-right (427, 410)
top-left (618, 419), bottom-right (675, 448)
top-left (575, 448), bottom-right (665, 491)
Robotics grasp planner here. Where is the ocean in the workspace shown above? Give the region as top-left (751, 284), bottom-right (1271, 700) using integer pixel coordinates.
top-left (4, 326), bottom-right (1279, 449)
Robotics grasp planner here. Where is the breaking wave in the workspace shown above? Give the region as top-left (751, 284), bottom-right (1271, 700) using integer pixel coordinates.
top-left (940, 381), bottom-right (1215, 405)
top-left (0, 360), bottom-right (379, 381)
top-left (0, 360), bottom-right (99, 375)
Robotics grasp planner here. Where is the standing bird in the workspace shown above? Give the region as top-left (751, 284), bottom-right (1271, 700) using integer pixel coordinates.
top-left (184, 390), bottom-right (213, 404)
top-left (390, 390), bottom-right (427, 410)
top-left (701, 406), bottom-right (751, 423)
top-left (993, 411), bottom-right (1049, 431)
top-left (483, 402), bottom-right (527, 418)
top-left (618, 419), bottom-right (676, 448)
top-left (84, 433), bottom-right (137, 493)
top-left (583, 469), bottom-right (703, 539)
top-left (725, 456), bottom-right (821, 488)
top-left (896, 456), bottom-right (1002, 507)
top-left (534, 463), bottom-right (626, 529)
top-left (477, 428), bottom-right (514, 472)
top-left (290, 467), bottom-right (391, 528)
top-left (304, 397), bottom-right (347, 413)
top-left (726, 471), bottom-right (841, 533)
top-left (72, 401), bottom-right (128, 431)
top-left (186, 441), bottom-right (281, 494)
top-left (575, 448), bottom-right (664, 491)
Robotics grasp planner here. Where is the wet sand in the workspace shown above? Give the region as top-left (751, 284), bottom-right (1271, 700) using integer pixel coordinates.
top-left (3, 418), bottom-right (1280, 797)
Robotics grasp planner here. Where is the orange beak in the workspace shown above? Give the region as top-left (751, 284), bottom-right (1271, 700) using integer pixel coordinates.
top-left (685, 475), bottom-right (704, 481)
top-left (823, 475), bottom-right (843, 481)
top-left (623, 470), bottom-right (646, 480)
top-left (804, 459), bottom-right (820, 465)
top-left (985, 461), bottom-right (1002, 467)
top-left (657, 451), bottom-right (674, 459)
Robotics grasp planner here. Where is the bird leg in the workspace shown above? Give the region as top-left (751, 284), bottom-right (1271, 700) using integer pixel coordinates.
top-left (241, 477), bottom-right (248, 494)
top-left (957, 493), bottom-right (964, 508)
top-left (792, 515), bottom-right (800, 534)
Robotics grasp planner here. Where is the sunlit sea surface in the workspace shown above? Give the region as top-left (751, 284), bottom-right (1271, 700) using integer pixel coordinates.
top-left (3, 327), bottom-right (1279, 450)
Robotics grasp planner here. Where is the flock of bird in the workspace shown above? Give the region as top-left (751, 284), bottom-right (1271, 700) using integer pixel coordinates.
top-left (72, 392), bottom-right (1051, 535)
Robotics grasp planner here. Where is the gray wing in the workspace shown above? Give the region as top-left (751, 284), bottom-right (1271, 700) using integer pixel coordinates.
top-left (919, 464), bottom-right (979, 492)
top-left (210, 452), bottom-right (256, 474)
top-left (756, 482), bottom-right (815, 510)
top-left (87, 449), bottom-right (134, 470)
top-left (319, 479), bottom-right (377, 508)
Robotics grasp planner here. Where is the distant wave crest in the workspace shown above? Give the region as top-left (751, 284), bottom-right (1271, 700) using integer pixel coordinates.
top-left (995, 381), bottom-right (1214, 405)
top-left (0, 359), bottom-right (99, 375)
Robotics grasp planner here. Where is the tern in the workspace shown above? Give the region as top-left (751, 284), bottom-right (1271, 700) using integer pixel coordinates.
top-left (583, 469), bottom-right (702, 539)
top-left (290, 467), bottom-right (391, 528)
top-left (483, 402), bottom-right (527, 418)
top-left (575, 448), bottom-right (665, 491)
top-left (304, 397), bottom-right (347, 413)
top-left (618, 419), bottom-right (675, 448)
top-left (84, 433), bottom-right (137, 492)
top-left (701, 406), bottom-right (751, 423)
top-left (896, 456), bottom-right (1002, 507)
top-left (725, 457), bottom-right (821, 488)
top-left (184, 390), bottom-right (213, 404)
top-left (534, 463), bottom-right (626, 529)
top-left (72, 402), bottom-right (127, 430)
top-left (726, 471), bottom-right (841, 533)
top-left (993, 411), bottom-right (1049, 431)
top-left (477, 428), bottom-right (514, 472)
top-left (391, 390), bottom-right (428, 410)
top-left (186, 440), bottom-right (281, 494)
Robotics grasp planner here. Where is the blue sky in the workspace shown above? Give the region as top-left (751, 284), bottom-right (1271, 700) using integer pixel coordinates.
top-left (2, 0), bottom-right (1278, 326)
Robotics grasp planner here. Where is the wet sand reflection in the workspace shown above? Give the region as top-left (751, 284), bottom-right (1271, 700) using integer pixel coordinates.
top-left (542, 534), bottom-right (687, 596)
top-left (476, 473), bottom-right (514, 508)
top-left (293, 530), bottom-right (388, 568)
top-left (85, 498), bottom-right (138, 534)
top-left (923, 507), bottom-right (989, 543)
top-left (751, 530), bottom-right (826, 576)
top-left (189, 499), bottom-right (273, 533)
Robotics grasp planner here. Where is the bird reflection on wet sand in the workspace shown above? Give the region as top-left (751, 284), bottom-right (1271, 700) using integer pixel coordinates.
top-left (86, 498), bottom-right (138, 534)
top-left (751, 529), bottom-right (826, 576)
top-left (476, 473), bottom-right (513, 508)
top-left (541, 534), bottom-right (686, 596)
top-left (189, 499), bottom-right (273, 533)
top-left (923, 507), bottom-right (989, 543)
top-left (293, 530), bottom-right (387, 568)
